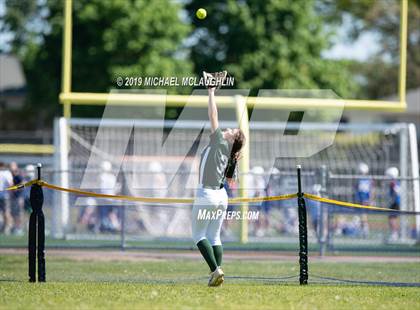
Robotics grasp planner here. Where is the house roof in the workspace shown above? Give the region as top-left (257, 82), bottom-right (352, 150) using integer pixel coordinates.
top-left (0, 54), bottom-right (26, 92)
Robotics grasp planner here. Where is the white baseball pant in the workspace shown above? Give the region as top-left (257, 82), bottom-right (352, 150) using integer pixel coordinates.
top-left (192, 187), bottom-right (228, 246)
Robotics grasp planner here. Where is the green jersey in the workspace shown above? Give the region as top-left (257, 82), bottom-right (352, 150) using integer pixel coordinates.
top-left (199, 128), bottom-right (230, 188)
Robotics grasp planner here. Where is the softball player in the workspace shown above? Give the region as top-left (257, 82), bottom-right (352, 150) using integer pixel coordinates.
top-left (386, 167), bottom-right (400, 242)
top-left (192, 71), bottom-right (245, 287)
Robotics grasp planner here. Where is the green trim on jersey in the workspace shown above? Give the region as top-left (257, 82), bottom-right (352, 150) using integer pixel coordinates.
top-left (199, 128), bottom-right (230, 188)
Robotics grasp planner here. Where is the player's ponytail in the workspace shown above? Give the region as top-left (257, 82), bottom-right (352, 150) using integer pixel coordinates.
top-left (224, 129), bottom-right (245, 180)
top-left (230, 129), bottom-right (245, 162)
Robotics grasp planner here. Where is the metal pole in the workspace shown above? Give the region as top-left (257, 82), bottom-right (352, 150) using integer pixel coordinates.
top-left (120, 175), bottom-right (127, 251)
top-left (37, 163), bottom-right (41, 181)
top-left (28, 163), bottom-right (46, 282)
top-left (235, 95), bottom-right (250, 243)
top-left (400, 126), bottom-right (408, 240)
top-left (398, 0), bottom-right (408, 104)
top-left (62, 0), bottom-right (73, 119)
top-left (120, 204), bottom-right (126, 251)
top-left (408, 124), bottom-right (420, 239)
top-left (319, 165), bottom-right (327, 257)
top-left (297, 165), bottom-right (308, 285)
top-left (297, 165), bottom-right (302, 194)
top-left (325, 167), bottom-right (333, 251)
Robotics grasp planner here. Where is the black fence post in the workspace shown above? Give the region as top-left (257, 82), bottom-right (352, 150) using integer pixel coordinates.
top-left (319, 165), bottom-right (327, 257)
top-left (297, 165), bottom-right (308, 285)
top-left (28, 163), bottom-right (46, 282)
top-left (28, 210), bottom-right (36, 282)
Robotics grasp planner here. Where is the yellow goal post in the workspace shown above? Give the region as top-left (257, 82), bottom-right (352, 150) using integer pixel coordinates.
top-left (58, 0), bottom-right (409, 243)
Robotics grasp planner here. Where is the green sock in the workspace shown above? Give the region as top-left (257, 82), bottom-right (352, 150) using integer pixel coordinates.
top-left (212, 245), bottom-right (223, 267)
top-left (196, 239), bottom-right (218, 272)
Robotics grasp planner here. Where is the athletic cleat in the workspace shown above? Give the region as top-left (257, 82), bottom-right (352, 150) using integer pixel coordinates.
top-left (208, 267), bottom-right (224, 287)
top-left (203, 71), bottom-right (227, 90)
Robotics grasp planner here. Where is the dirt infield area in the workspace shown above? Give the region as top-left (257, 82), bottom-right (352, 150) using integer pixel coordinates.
top-left (1, 248), bottom-right (419, 263)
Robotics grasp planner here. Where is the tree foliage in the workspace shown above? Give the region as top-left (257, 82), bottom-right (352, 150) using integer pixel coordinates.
top-left (186, 0), bottom-right (358, 98)
top-left (4, 0), bottom-right (413, 129)
top-left (320, 0), bottom-right (420, 98)
top-left (1, 0), bottom-right (192, 128)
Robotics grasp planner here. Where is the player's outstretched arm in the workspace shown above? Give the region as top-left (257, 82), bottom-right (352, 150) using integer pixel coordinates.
top-left (208, 87), bottom-right (218, 133)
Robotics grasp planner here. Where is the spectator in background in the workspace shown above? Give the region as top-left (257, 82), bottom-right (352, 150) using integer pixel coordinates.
top-left (354, 162), bottom-right (373, 237)
top-left (308, 183), bottom-right (322, 240)
top-left (260, 167), bottom-right (281, 235)
top-left (99, 161), bottom-right (121, 233)
top-left (386, 167), bottom-right (400, 242)
top-left (9, 162), bottom-right (24, 235)
top-left (149, 161), bottom-right (170, 235)
top-left (335, 215), bottom-right (363, 237)
top-left (0, 162), bottom-right (13, 234)
top-left (222, 177), bottom-right (237, 238)
top-left (78, 197), bottom-right (98, 232)
top-left (249, 166), bottom-right (268, 237)
top-left (23, 165), bottom-right (36, 213)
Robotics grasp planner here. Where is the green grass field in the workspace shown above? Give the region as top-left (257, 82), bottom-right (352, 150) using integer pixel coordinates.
top-left (1, 252), bottom-right (419, 309)
top-left (2, 234), bottom-right (420, 255)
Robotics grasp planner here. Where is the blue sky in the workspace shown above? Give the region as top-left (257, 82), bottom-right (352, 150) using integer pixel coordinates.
top-left (323, 32), bottom-right (380, 61)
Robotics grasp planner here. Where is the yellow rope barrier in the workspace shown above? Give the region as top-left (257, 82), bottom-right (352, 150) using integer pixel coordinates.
top-left (229, 193), bottom-right (297, 203)
top-left (38, 180), bottom-right (297, 204)
top-left (40, 181), bottom-right (194, 204)
top-left (304, 193), bottom-right (420, 215)
top-left (3, 179), bottom-right (38, 191)
top-left (4, 179), bottom-right (419, 215)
